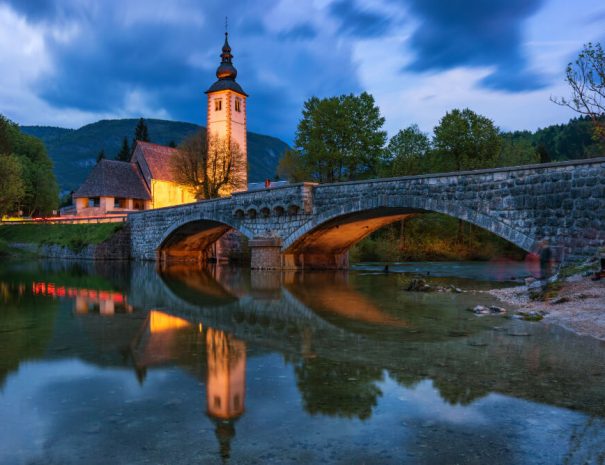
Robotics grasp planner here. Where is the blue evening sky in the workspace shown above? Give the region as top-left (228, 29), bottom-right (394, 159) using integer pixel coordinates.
top-left (0, 0), bottom-right (603, 143)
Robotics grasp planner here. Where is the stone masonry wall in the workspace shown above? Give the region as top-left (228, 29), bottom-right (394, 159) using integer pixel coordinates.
top-left (130, 159), bottom-right (605, 265)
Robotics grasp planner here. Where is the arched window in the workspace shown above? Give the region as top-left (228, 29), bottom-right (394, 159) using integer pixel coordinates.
top-left (288, 205), bottom-right (300, 216)
top-left (234, 209), bottom-right (244, 219)
top-left (214, 99), bottom-right (222, 111)
top-left (260, 207), bottom-right (270, 218)
top-left (273, 206), bottom-right (285, 217)
top-left (247, 208), bottom-right (257, 219)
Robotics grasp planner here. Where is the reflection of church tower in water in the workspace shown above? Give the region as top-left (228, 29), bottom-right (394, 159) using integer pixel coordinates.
top-left (206, 327), bottom-right (247, 461)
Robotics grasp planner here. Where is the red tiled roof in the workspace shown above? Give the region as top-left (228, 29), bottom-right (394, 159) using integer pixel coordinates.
top-left (135, 141), bottom-right (180, 183)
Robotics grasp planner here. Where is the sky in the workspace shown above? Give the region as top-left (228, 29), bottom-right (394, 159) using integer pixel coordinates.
top-left (0, 0), bottom-right (604, 144)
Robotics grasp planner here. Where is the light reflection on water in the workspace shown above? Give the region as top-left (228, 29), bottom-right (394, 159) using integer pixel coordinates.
top-left (0, 260), bottom-right (604, 465)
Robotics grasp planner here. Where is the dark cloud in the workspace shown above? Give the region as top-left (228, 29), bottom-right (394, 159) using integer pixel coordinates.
top-left (403, 0), bottom-right (547, 91)
top-left (0, 0), bottom-right (81, 22)
top-left (329, 0), bottom-right (392, 38)
top-left (5, 0), bottom-right (361, 142)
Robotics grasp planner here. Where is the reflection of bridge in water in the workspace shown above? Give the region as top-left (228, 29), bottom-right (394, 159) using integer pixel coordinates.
top-left (124, 264), bottom-right (605, 418)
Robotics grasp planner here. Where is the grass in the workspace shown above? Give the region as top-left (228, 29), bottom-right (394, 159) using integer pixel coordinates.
top-left (0, 223), bottom-right (123, 252)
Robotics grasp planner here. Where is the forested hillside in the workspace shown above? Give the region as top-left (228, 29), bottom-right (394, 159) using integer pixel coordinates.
top-left (21, 119), bottom-right (290, 192)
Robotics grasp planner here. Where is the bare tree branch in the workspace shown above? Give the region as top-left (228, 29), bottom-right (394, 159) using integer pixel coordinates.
top-left (170, 130), bottom-right (247, 200)
top-left (551, 42), bottom-right (605, 142)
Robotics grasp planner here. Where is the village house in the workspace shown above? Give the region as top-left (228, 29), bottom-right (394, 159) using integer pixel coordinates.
top-left (73, 142), bottom-right (197, 216)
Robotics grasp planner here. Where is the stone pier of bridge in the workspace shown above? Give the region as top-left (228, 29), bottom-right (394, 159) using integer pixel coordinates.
top-left (128, 158), bottom-right (605, 270)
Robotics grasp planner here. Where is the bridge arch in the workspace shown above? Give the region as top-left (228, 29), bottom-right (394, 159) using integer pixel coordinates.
top-left (157, 216), bottom-right (253, 262)
top-left (281, 195), bottom-right (536, 269)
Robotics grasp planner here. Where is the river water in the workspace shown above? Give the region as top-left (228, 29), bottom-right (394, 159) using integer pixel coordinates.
top-left (0, 259), bottom-right (604, 465)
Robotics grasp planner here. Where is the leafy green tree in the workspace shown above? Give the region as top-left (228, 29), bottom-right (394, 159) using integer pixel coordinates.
top-left (0, 154), bottom-right (25, 216)
top-left (17, 156), bottom-right (59, 216)
top-left (134, 117), bottom-right (150, 143)
top-left (498, 132), bottom-right (539, 166)
top-left (168, 140), bottom-right (177, 148)
top-left (115, 137), bottom-right (130, 161)
top-left (295, 92), bottom-right (387, 182)
top-left (385, 125), bottom-right (431, 176)
top-left (552, 42), bottom-right (605, 142)
top-left (0, 115), bottom-right (58, 216)
top-left (432, 108), bottom-right (502, 171)
top-left (276, 149), bottom-right (310, 182)
top-left (96, 149), bottom-right (106, 163)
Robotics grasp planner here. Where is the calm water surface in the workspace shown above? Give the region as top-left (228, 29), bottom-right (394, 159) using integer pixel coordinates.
top-left (0, 260), bottom-right (604, 465)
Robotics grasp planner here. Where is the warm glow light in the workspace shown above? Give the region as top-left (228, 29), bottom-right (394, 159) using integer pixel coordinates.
top-left (149, 310), bottom-right (192, 333)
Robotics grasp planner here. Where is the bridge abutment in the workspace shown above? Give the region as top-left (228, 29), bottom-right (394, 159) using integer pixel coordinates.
top-left (250, 238), bottom-right (350, 270)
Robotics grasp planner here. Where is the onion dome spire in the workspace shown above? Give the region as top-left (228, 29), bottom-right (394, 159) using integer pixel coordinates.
top-left (216, 32), bottom-right (237, 80)
top-left (206, 30), bottom-right (248, 96)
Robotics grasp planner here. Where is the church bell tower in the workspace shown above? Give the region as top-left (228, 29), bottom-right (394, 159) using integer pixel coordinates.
top-left (205, 32), bottom-right (248, 193)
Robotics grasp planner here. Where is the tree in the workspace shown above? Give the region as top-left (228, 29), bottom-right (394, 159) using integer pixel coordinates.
top-left (0, 154), bottom-right (25, 216)
top-left (168, 140), bottom-right (177, 148)
top-left (17, 155), bottom-right (59, 216)
top-left (170, 131), bottom-right (246, 199)
top-left (134, 117), bottom-right (150, 143)
top-left (294, 92), bottom-right (387, 182)
top-left (385, 125), bottom-right (431, 176)
top-left (116, 137), bottom-right (130, 161)
top-left (0, 114), bottom-right (58, 216)
top-left (276, 149), bottom-right (309, 182)
top-left (498, 132), bottom-right (539, 166)
top-left (96, 149), bottom-right (106, 163)
top-left (432, 108), bottom-right (502, 171)
top-left (552, 42), bottom-right (605, 142)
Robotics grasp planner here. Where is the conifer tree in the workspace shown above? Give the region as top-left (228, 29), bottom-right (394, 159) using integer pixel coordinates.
top-left (134, 118), bottom-right (150, 143)
top-left (116, 136), bottom-right (131, 161)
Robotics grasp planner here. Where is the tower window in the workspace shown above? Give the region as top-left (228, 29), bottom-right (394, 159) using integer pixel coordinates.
top-left (214, 99), bottom-right (222, 111)
top-left (235, 98), bottom-right (241, 113)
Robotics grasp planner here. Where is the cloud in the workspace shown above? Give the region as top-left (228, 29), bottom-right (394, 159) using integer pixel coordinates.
top-left (403, 0), bottom-right (547, 91)
top-left (329, 0), bottom-right (393, 38)
top-left (278, 23), bottom-right (317, 41)
top-left (1, 0), bottom-right (603, 144)
top-left (0, 0), bottom-right (362, 141)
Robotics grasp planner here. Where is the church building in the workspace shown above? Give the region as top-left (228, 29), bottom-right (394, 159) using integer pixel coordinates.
top-left (72, 32), bottom-right (248, 216)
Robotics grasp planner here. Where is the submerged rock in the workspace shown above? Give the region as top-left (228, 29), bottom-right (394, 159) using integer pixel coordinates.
top-left (467, 305), bottom-right (507, 315)
top-left (405, 279), bottom-right (432, 292)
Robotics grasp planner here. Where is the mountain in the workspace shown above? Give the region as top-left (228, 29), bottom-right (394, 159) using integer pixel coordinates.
top-left (21, 118), bottom-right (290, 193)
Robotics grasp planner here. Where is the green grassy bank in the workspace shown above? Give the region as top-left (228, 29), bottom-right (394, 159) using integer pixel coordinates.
top-left (0, 223), bottom-right (123, 253)
top-left (350, 213), bottom-right (527, 262)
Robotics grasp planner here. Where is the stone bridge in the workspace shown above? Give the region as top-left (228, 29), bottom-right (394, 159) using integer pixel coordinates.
top-left (129, 158), bottom-right (605, 269)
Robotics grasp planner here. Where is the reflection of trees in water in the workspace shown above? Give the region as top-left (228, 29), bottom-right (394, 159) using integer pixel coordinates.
top-left (0, 286), bottom-right (58, 387)
top-left (431, 377), bottom-right (489, 406)
top-left (295, 357), bottom-right (383, 420)
top-left (562, 416), bottom-right (605, 465)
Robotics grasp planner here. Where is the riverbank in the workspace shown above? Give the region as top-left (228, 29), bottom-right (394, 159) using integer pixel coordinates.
top-left (489, 275), bottom-right (605, 341)
top-left (0, 223), bottom-right (130, 260)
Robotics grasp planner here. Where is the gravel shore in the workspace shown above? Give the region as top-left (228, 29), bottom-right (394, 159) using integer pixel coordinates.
top-left (488, 275), bottom-right (605, 341)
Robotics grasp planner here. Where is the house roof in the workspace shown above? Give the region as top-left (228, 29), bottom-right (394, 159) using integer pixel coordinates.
top-left (74, 159), bottom-right (151, 200)
top-left (134, 141), bottom-right (180, 183)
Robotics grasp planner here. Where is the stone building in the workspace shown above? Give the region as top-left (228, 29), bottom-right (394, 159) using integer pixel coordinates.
top-left (73, 142), bottom-right (196, 216)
